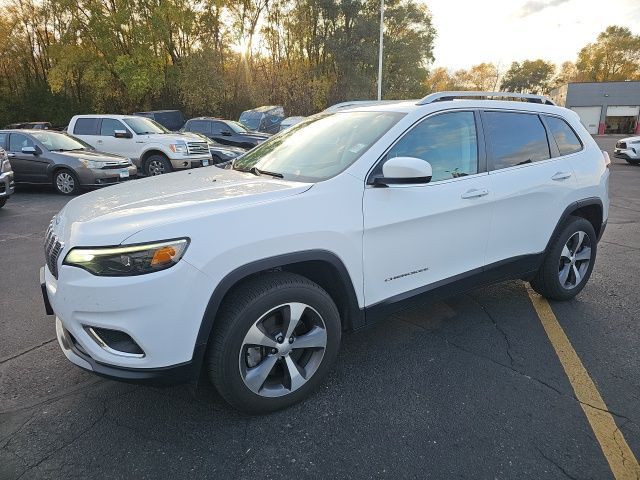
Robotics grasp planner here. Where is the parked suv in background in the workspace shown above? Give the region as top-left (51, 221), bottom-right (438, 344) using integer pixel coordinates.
top-left (68, 115), bottom-right (211, 176)
top-left (133, 110), bottom-right (185, 132)
top-left (614, 136), bottom-right (640, 164)
top-left (0, 147), bottom-right (15, 208)
top-left (42, 92), bottom-right (609, 414)
top-left (0, 130), bottom-right (136, 195)
top-left (182, 117), bottom-right (270, 149)
top-left (239, 105), bottom-right (285, 133)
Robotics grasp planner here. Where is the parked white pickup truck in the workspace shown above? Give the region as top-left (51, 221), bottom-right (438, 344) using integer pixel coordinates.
top-left (68, 114), bottom-right (212, 176)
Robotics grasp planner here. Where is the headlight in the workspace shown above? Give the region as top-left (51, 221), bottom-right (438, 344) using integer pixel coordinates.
top-left (169, 142), bottom-right (188, 154)
top-left (80, 159), bottom-right (108, 169)
top-left (1, 159), bottom-right (11, 173)
top-left (64, 239), bottom-right (189, 276)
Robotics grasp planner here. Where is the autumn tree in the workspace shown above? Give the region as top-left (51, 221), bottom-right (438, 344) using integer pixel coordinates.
top-left (576, 26), bottom-right (640, 81)
top-left (500, 59), bottom-right (555, 94)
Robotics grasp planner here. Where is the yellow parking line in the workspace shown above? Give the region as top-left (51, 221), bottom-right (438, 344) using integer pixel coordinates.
top-left (526, 286), bottom-right (640, 480)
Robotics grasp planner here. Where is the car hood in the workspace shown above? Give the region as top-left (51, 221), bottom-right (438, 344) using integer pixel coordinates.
top-left (620, 136), bottom-right (640, 143)
top-left (139, 133), bottom-right (204, 144)
top-left (56, 149), bottom-right (128, 162)
top-left (56, 167), bottom-right (311, 245)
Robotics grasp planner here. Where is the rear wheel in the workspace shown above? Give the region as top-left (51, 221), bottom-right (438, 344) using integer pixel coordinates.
top-left (530, 216), bottom-right (597, 301)
top-left (145, 155), bottom-right (172, 176)
top-left (0, 198), bottom-right (6, 209)
top-left (207, 272), bottom-right (341, 414)
top-left (53, 169), bottom-right (81, 195)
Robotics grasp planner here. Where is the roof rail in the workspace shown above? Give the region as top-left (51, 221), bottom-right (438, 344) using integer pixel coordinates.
top-left (416, 91), bottom-right (556, 106)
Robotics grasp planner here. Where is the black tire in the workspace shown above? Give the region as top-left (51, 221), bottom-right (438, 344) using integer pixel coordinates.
top-left (53, 169), bottom-right (81, 195)
top-left (530, 216), bottom-right (597, 301)
top-left (207, 272), bottom-right (341, 414)
top-left (0, 197), bottom-right (6, 209)
top-left (144, 154), bottom-right (172, 176)
top-left (625, 159), bottom-right (639, 165)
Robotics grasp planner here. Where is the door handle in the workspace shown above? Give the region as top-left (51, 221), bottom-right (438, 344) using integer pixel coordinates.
top-left (6, 152), bottom-right (15, 158)
top-left (551, 171), bottom-right (572, 181)
top-left (461, 188), bottom-right (489, 199)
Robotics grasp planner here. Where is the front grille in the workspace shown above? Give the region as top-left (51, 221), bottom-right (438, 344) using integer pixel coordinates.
top-left (187, 142), bottom-right (209, 155)
top-left (617, 141), bottom-right (627, 149)
top-left (44, 223), bottom-right (63, 279)
top-left (100, 163), bottom-right (131, 170)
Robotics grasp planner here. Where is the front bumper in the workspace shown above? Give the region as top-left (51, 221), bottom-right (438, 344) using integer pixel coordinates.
top-left (0, 171), bottom-right (15, 198)
top-left (614, 148), bottom-right (639, 161)
top-left (77, 165), bottom-right (138, 187)
top-left (170, 156), bottom-right (212, 170)
top-left (42, 257), bottom-right (214, 383)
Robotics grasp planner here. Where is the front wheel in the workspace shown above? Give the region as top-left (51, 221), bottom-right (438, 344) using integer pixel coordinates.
top-left (207, 272), bottom-right (341, 414)
top-left (53, 169), bottom-right (81, 195)
top-left (530, 216), bottom-right (597, 301)
top-left (0, 197), bottom-right (6, 209)
top-left (145, 155), bottom-right (172, 176)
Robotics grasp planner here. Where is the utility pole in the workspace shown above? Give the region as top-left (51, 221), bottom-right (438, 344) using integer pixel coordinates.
top-left (377, 0), bottom-right (384, 101)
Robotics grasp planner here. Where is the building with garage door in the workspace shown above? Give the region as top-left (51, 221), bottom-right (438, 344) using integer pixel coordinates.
top-left (550, 81), bottom-right (640, 135)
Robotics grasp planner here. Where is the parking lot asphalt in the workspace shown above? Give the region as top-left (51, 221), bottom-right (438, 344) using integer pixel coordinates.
top-left (1, 136), bottom-right (638, 479)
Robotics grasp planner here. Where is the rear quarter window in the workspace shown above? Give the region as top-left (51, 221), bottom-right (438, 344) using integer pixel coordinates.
top-left (545, 116), bottom-right (583, 156)
top-left (73, 118), bottom-right (100, 135)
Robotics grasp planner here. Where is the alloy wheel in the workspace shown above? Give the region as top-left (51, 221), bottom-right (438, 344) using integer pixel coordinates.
top-left (238, 302), bottom-right (327, 397)
top-left (148, 159), bottom-right (166, 176)
top-left (56, 172), bottom-right (75, 194)
top-left (558, 230), bottom-right (591, 289)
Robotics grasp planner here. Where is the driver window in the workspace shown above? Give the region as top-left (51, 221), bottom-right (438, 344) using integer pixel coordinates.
top-left (385, 111), bottom-right (478, 182)
top-left (100, 119), bottom-right (128, 136)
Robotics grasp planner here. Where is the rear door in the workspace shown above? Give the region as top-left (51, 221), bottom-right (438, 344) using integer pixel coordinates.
top-left (483, 110), bottom-right (577, 267)
top-left (71, 118), bottom-right (101, 148)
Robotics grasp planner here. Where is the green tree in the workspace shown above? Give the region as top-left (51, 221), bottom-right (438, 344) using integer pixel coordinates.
top-left (500, 59), bottom-right (556, 94)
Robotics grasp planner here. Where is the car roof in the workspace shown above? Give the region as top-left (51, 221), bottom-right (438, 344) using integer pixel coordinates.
top-left (73, 114), bottom-right (142, 120)
top-left (0, 129), bottom-right (65, 134)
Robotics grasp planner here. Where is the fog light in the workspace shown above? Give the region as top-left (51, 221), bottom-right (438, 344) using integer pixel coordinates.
top-left (85, 327), bottom-right (145, 357)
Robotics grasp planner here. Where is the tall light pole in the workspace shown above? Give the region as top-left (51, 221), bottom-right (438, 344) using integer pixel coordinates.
top-left (377, 0), bottom-right (384, 101)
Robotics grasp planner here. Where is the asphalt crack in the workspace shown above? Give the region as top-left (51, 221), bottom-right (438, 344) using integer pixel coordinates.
top-left (534, 446), bottom-right (580, 480)
top-left (0, 338), bottom-right (56, 365)
top-left (468, 294), bottom-right (515, 367)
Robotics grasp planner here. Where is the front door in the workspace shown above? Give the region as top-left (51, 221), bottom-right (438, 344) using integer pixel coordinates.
top-left (97, 119), bottom-right (136, 158)
top-left (7, 133), bottom-right (49, 183)
top-left (362, 110), bottom-right (494, 307)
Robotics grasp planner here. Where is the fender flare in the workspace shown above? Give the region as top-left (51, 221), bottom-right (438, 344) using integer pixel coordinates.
top-left (544, 197), bottom-right (604, 253)
top-left (191, 250), bottom-right (363, 367)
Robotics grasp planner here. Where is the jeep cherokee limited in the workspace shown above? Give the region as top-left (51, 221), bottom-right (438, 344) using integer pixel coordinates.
top-left (42, 92), bottom-right (610, 413)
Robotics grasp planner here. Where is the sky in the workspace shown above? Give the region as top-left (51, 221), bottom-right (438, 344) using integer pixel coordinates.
top-left (426, 0), bottom-right (640, 70)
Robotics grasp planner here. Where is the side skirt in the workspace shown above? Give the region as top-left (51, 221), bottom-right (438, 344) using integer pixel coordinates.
top-left (363, 254), bottom-right (543, 325)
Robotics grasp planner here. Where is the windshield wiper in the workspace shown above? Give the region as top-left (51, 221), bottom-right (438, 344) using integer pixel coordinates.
top-left (249, 166), bottom-right (283, 178)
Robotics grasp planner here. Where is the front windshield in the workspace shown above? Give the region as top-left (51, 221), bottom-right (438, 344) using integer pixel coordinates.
top-left (31, 131), bottom-right (88, 152)
top-left (228, 121), bottom-right (248, 133)
top-left (124, 117), bottom-right (168, 135)
top-left (232, 111), bottom-right (404, 182)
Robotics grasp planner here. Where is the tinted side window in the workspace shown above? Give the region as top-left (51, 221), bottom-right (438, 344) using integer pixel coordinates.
top-left (211, 122), bottom-right (226, 135)
top-left (8, 134), bottom-right (34, 152)
top-left (100, 119), bottom-right (127, 136)
top-left (545, 116), bottom-right (583, 156)
top-left (485, 112), bottom-right (550, 170)
top-left (0, 133), bottom-right (6, 148)
top-left (73, 118), bottom-right (100, 135)
top-left (187, 120), bottom-right (210, 134)
top-left (384, 111), bottom-right (478, 182)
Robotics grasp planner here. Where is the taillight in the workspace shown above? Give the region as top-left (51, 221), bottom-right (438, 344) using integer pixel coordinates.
top-left (602, 151), bottom-right (611, 168)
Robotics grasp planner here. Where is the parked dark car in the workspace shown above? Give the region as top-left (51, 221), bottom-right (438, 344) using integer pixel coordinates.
top-left (182, 117), bottom-right (270, 149)
top-left (188, 133), bottom-right (246, 164)
top-left (239, 106), bottom-right (285, 134)
top-left (0, 147), bottom-right (15, 208)
top-left (133, 110), bottom-right (185, 131)
top-left (0, 130), bottom-right (136, 195)
top-left (5, 122), bottom-right (53, 130)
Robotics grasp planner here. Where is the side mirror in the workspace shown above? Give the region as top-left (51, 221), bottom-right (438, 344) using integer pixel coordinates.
top-left (22, 146), bottom-right (38, 155)
top-left (114, 129), bottom-right (132, 139)
top-left (371, 157), bottom-right (432, 187)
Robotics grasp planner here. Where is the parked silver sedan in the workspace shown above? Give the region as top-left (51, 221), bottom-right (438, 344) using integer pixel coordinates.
top-left (0, 130), bottom-right (136, 195)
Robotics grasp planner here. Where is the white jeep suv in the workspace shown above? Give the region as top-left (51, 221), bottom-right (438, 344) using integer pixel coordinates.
top-left (42, 92), bottom-right (610, 413)
top-left (68, 114), bottom-right (212, 176)
top-left (614, 136), bottom-right (640, 164)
